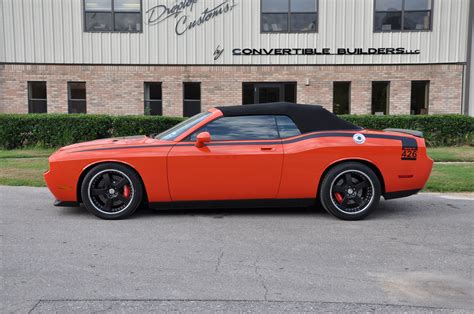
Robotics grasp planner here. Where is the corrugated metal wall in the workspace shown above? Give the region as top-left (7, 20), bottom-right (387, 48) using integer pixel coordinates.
top-left (0, 0), bottom-right (470, 65)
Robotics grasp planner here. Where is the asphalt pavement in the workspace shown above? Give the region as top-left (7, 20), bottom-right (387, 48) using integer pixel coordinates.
top-left (1, 186), bottom-right (473, 313)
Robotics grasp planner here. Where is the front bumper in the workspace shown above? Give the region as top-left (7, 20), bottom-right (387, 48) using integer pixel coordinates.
top-left (43, 163), bottom-right (79, 203)
top-left (54, 200), bottom-right (81, 207)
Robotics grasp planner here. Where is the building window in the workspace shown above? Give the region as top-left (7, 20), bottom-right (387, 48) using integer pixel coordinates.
top-left (333, 82), bottom-right (351, 115)
top-left (411, 81), bottom-right (429, 115)
top-left (68, 82), bottom-right (87, 114)
top-left (28, 82), bottom-right (47, 113)
top-left (84, 0), bottom-right (142, 32)
top-left (183, 82), bottom-right (201, 118)
top-left (243, 82), bottom-right (297, 104)
top-left (261, 0), bottom-right (318, 33)
top-left (374, 0), bottom-right (432, 32)
top-left (144, 82), bottom-right (162, 116)
top-left (372, 82), bottom-right (390, 115)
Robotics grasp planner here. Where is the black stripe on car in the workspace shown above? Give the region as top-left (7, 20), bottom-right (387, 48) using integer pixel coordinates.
top-left (75, 132), bottom-right (418, 153)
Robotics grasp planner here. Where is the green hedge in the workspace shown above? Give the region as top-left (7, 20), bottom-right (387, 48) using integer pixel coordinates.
top-left (110, 115), bottom-right (184, 137)
top-left (0, 114), bottom-right (184, 149)
top-left (0, 113), bottom-right (472, 149)
top-left (342, 115), bottom-right (474, 147)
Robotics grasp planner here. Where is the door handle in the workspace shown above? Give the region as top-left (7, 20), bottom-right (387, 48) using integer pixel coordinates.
top-left (260, 147), bottom-right (276, 151)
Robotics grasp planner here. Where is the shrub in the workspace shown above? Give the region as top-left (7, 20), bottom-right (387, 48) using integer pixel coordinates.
top-left (0, 113), bottom-right (472, 149)
top-left (0, 114), bottom-right (112, 149)
top-left (0, 114), bottom-right (184, 149)
top-left (341, 115), bottom-right (474, 147)
top-left (110, 115), bottom-right (184, 137)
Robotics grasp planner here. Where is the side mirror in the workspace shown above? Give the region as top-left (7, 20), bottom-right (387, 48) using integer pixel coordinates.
top-left (195, 132), bottom-right (211, 148)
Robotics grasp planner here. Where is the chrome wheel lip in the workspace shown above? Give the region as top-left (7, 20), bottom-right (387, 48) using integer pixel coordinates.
top-left (87, 169), bottom-right (134, 215)
top-left (329, 169), bottom-right (375, 215)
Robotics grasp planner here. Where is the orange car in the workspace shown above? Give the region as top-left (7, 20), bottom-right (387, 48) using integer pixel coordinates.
top-left (44, 103), bottom-right (433, 220)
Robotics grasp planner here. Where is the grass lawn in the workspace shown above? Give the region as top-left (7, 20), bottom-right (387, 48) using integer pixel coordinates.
top-left (0, 157), bottom-right (49, 186)
top-left (427, 146), bottom-right (474, 162)
top-left (0, 148), bottom-right (53, 186)
top-left (424, 164), bottom-right (474, 192)
top-left (0, 148), bottom-right (55, 159)
top-left (0, 147), bottom-right (473, 192)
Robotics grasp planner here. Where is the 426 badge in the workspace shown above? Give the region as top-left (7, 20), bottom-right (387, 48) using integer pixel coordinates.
top-left (401, 148), bottom-right (418, 160)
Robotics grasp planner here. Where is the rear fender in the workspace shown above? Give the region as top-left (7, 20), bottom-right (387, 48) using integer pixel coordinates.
top-left (316, 157), bottom-right (385, 199)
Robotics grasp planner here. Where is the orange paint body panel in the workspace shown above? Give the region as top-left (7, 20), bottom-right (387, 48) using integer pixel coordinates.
top-left (278, 130), bottom-right (432, 198)
top-left (44, 137), bottom-right (174, 202)
top-left (44, 109), bottom-right (433, 204)
top-left (168, 140), bottom-right (283, 200)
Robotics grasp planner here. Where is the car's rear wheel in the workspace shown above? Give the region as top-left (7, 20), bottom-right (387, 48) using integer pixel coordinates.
top-left (319, 162), bottom-right (381, 220)
top-left (81, 163), bottom-right (143, 219)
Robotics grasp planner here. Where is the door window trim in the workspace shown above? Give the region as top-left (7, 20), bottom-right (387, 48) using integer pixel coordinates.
top-left (184, 115), bottom-right (301, 142)
top-left (275, 115), bottom-right (301, 138)
top-left (184, 115), bottom-right (282, 142)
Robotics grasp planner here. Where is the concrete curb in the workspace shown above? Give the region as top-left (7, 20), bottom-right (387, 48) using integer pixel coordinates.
top-left (420, 192), bottom-right (474, 200)
top-left (434, 161), bottom-right (474, 164)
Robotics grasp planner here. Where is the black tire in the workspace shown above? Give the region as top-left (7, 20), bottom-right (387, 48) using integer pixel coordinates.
top-left (319, 162), bottom-right (381, 220)
top-left (81, 163), bottom-right (143, 220)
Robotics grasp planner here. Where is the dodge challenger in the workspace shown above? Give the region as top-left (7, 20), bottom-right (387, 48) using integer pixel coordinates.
top-left (44, 103), bottom-right (433, 220)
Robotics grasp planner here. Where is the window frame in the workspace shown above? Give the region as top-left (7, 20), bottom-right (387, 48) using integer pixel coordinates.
top-left (373, 0), bottom-right (433, 33)
top-left (67, 82), bottom-right (87, 114)
top-left (261, 0), bottom-right (318, 34)
top-left (275, 115), bottom-right (301, 139)
top-left (410, 80), bottom-right (430, 115)
top-left (333, 81), bottom-right (351, 115)
top-left (186, 115), bottom-right (298, 142)
top-left (242, 82), bottom-right (297, 104)
top-left (183, 82), bottom-right (202, 118)
top-left (371, 81), bottom-right (391, 115)
top-left (144, 82), bottom-right (163, 116)
top-left (83, 0), bottom-right (143, 33)
top-left (28, 81), bottom-right (48, 114)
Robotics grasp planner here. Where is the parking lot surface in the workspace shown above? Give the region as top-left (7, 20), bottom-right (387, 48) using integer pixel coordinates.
top-left (1, 186), bottom-right (473, 312)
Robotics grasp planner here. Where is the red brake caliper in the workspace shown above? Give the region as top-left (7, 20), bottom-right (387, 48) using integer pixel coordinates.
top-left (335, 192), bottom-right (343, 204)
top-left (123, 185), bottom-right (131, 198)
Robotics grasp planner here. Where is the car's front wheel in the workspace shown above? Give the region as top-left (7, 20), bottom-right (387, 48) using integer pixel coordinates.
top-left (81, 163), bottom-right (143, 219)
top-left (319, 162), bottom-right (381, 220)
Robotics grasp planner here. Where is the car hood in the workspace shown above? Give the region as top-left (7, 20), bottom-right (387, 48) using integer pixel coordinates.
top-left (58, 136), bottom-right (163, 153)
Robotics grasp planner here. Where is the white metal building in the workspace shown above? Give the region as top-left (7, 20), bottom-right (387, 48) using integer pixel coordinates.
top-left (0, 0), bottom-right (472, 116)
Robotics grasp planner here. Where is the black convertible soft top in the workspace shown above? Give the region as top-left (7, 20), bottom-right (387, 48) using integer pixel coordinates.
top-left (216, 102), bottom-right (361, 134)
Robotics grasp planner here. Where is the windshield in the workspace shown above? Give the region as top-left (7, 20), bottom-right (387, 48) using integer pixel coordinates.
top-left (155, 111), bottom-right (212, 141)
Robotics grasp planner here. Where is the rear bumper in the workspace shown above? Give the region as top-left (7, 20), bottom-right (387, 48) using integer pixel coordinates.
top-left (383, 189), bottom-right (421, 200)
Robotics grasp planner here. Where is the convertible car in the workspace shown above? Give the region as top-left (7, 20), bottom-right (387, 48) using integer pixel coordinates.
top-left (44, 103), bottom-right (433, 220)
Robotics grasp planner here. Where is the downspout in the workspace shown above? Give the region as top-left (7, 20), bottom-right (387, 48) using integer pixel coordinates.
top-left (464, 0), bottom-right (473, 115)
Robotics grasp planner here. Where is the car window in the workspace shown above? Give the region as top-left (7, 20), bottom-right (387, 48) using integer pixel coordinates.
top-left (188, 115), bottom-right (279, 141)
top-left (156, 111), bottom-right (211, 141)
top-left (276, 115), bottom-right (301, 138)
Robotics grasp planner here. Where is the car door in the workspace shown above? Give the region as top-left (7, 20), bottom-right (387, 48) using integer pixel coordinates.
top-left (167, 115), bottom-right (284, 201)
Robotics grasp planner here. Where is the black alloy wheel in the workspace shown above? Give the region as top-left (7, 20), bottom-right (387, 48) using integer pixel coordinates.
top-left (81, 163), bottom-right (143, 219)
top-left (320, 162), bottom-right (381, 220)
